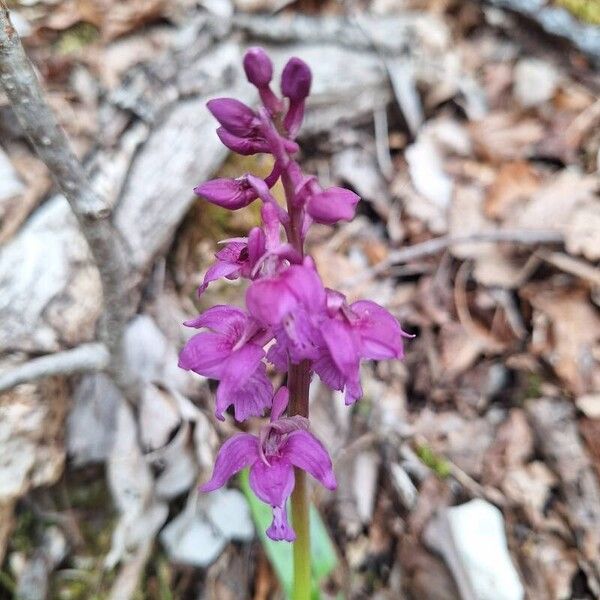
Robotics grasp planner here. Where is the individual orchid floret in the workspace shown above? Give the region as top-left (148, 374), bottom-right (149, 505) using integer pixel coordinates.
top-left (201, 387), bottom-right (336, 541)
top-left (281, 57), bottom-right (312, 137)
top-left (194, 177), bottom-right (257, 210)
top-left (306, 187), bottom-right (360, 225)
top-left (247, 260), bottom-right (327, 366)
top-left (178, 305), bottom-right (273, 421)
top-left (314, 297), bottom-right (412, 404)
top-left (197, 227), bottom-right (266, 295)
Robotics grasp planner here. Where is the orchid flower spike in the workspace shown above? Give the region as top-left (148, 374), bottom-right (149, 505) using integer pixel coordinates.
top-left (179, 47), bottom-right (411, 543)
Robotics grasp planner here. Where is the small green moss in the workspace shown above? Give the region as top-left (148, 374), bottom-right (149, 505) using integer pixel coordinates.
top-left (55, 23), bottom-right (99, 55)
top-left (0, 570), bottom-right (16, 595)
top-left (416, 444), bottom-right (451, 478)
top-left (522, 372), bottom-right (543, 401)
top-left (556, 0), bottom-right (600, 24)
top-left (11, 507), bottom-right (36, 553)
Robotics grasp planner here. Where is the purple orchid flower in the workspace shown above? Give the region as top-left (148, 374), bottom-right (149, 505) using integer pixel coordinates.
top-left (197, 228), bottom-right (266, 296)
top-left (178, 305), bottom-right (273, 421)
top-left (247, 259), bottom-right (327, 367)
top-left (201, 387), bottom-right (336, 541)
top-left (314, 296), bottom-right (412, 404)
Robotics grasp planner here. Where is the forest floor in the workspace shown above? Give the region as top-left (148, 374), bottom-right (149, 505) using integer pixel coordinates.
top-left (1, 0), bottom-right (600, 598)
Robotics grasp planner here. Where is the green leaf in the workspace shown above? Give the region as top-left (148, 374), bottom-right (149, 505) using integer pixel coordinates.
top-left (239, 470), bottom-right (338, 599)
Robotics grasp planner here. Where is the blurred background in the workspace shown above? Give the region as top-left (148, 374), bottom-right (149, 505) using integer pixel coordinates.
top-left (1, 0), bottom-right (600, 598)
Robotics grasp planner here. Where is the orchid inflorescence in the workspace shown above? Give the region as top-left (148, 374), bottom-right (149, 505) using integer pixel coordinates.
top-left (178, 47), bottom-right (410, 542)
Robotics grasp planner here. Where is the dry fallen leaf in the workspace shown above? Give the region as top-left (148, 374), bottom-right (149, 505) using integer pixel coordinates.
top-left (521, 284), bottom-right (600, 395)
top-left (565, 198), bottom-right (600, 261)
top-left (469, 112), bottom-right (544, 163)
top-left (484, 161), bottom-right (541, 221)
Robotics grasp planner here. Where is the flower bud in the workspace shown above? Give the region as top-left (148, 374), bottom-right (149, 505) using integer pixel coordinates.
top-left (207, 98), bottom-right (259, 138)
top-left (243, 47), bottom-right (273, 88)
top-left (280, 57), bottom-right (311, 102)
top-left (216, 127), bottom-right (270, 155)
top-left (194, 177), bottom-right (256, 210)
top-left (306, 187), bottom-right (360, 225)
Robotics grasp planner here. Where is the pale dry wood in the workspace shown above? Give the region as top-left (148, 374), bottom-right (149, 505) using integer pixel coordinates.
top-left (0, 3), bottom-right (133, 396)
top-left (527, 398), bottom-right (600, 588)
top-left (0, 344), bottom-right (109, 393)
top-left (484, 0), bottom-right (600, 63)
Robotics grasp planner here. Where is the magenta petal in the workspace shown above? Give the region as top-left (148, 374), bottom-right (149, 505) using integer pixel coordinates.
top-left (207, 98), bottom-right (259, 137)
top-left (351, 300), bottom-right (405, 360)
top-left (285, 264), bottom-right (326, 310)
top-left (216, 127), bottom-right (269, 155)
top-left (344, 379), bottom-right (363, 405)
top-left (306, 187), bottom-right (360, 225)
top-left (249, 455), bottom-right (295, 507)
top-left (216, 362), bottom-right (273, 422)
top-left (266, 337), bottom-right (289, 372)
top-left (266, 505), bottom-right (296, 542)
top-left (184, 305), bottom-right (246, 338)
top-left (194, 178), bottom-right (257, 210)
top-left (247, 227), bottom-right (266, 270)
top-left (198, 261), bottom-right (241, 295)
top-left (246, 277), bottom-right (298, 326)
top-left (281, 430), bottom-right (336, 490)
top-left (270, 386), bottom-right (289, 422)
top-left (313, 352), bottom-right (346, 392)
top-left (178, 332), bottom-right (231, 377)
top-left (201, 433), bottom-right (259, 492)
top-left (321, 318), bottom-right (360, 380)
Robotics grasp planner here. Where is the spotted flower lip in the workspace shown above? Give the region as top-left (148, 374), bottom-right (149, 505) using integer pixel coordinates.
top-left (178, 306), bottom-right (273, 421)
top-left (200, 387), bottom-right (336, 541)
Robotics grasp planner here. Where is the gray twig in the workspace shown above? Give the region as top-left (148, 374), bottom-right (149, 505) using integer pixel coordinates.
top-left (0, 4), bottom-right (134, 397)
top-left (0, 344), bottom-right (110, 393)
top-left (349, 229), bottom-right (564, 286)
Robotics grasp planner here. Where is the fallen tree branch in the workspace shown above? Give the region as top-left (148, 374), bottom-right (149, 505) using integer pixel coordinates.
top-left (0, 3), bottom-right (134, 398)
top-left (483, 0), bottom-right (600, 64)
top-left (345, 229), bottom-right (564, 287)
top-left (348, 229), bottom-right (564, 286)
top-left (0, 344), bottom-right (109, 393)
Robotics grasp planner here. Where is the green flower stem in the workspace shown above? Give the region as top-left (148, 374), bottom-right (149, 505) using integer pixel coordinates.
top-left (291, 469), bottom-right (311, 600)
top-left (288, 359), bottom-right (311, 600)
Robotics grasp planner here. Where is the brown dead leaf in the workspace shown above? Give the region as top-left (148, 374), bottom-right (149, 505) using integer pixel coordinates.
top-left (509, 170), bottom-right (597, 232)
top-left (399, 535), bottom-right (461, 600)
top-left (565, 198), bottom-right (600, 261)
top-left (484, 162), bottom-right (541, 221)
top-left (502, 462), bottom-right (557, 526)
top-left (0, 152), bottom-right (51, 245)
top-left (520, 533), bottom-right (578, 600)
top-left (439, 321), bottom-right (486, 376)
top-left (579, 417), bottom-right (600, 483)
top-left (521, 284), bottom-right (600, 395)
top-left (482, 408), bottom-right (534, 487)
top-left (469, 112), bottom-right (544, 163)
